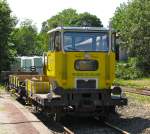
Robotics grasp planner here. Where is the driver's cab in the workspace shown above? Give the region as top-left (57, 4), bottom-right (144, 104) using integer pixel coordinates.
top-left (43, 27), bottom-right (116, 89)
top-left (47, 27), bottom-right (115, 52)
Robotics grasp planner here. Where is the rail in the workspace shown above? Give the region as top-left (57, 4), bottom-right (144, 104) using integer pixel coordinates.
top-left (123, 87), bottom-right (150, 96)
top-left (104, 121), bottom-right (130, 134)
top-left (63, 126), bottom-right (74, 134)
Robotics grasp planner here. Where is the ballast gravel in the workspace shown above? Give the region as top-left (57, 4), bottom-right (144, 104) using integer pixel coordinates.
top-left (108, 95), bottom-right (150, 134)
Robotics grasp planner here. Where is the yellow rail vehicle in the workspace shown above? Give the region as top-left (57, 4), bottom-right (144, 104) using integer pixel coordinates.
top-left (41, 27), bottom-right (127, 117)
top-left (9, 27), bottom-right (127, 118)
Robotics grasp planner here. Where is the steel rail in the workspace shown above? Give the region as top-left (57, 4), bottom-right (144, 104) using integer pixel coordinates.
top-left (120, 86), bottom-right (150, 96)
top-left (104, 121), bottom-right (130, 134)
top-left (125, 90), bottom-right (150, 96)
top-left (63, 126), bottom-right (74, 134)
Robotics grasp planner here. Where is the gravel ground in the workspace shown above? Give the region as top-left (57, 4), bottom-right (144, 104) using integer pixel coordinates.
top-left (108, 94), bottom-right (150, 134)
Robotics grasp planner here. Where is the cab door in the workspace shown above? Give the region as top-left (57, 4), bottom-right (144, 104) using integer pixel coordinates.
top-left (47, 31), bottom-right (61, 77)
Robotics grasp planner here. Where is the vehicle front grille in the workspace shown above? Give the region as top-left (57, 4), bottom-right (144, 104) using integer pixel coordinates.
top-left (76, 79), bottom-right (96, 89)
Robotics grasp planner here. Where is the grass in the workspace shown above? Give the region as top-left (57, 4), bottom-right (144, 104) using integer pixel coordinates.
top-left (0, 84), bottom-right (5, 92)
top-left (126, 92), bottom-right (150, 104)
top-left (114, 78), bottom-right (150, 89)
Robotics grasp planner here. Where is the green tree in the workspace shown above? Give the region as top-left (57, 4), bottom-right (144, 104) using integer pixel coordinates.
top-left (0, 0), bottom-right (16, 71)
top-left (76, 12), bottom-right (103, 27)
top-left (36, 33), bottom-right (48, 55)
top-left (44, 8), bottom-right (103, 31)
top-left (112, 0), bottom-right (150, 75)
top-left (47, 8), bottom-right (78, 30)
top-left (12, 19), bottom-right (43, 56)
top-left (40, 21), bottom-right (49, 52)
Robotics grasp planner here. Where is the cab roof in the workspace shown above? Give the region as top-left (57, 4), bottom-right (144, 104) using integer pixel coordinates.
top-left (47, 26), bottom-right (109, 34)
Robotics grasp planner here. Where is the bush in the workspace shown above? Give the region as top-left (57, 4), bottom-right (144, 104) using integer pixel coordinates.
top-left (136, 58), bottom-right (150, 77)
top-left (116, 58), bottom-right (143, 80)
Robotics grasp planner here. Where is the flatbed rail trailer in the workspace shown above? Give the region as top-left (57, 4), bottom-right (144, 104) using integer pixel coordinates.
top-left (1, 71), bottom-right (38, 83)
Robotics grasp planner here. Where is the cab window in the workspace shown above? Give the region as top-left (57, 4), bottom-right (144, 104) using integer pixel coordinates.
top-left (48, 32), bottom-right (61, 51)
top-left (54, 32), bottom-right (61, 51)
top-left (64, 32), bottom-right (109, 52)
top-left (48, 33), bottom-right (54, 51)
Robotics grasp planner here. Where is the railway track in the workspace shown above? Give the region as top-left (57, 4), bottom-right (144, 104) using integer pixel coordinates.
top-left (93, 117), bottom-right (130, 134)
top-left (125, 90), bottom-right (150, 96)
top-left (31, 109), bottom-right (130, 134)
top-left (55, 120), bottom-right (130, 134)
top-left (104, 121), bottom-right (130, 134)
top-left (58, 116), bottom-right (131, 134)
top-left (122, 87), bottom-right (150, 96)
top-left (63, 126), bottom-right (74, 134)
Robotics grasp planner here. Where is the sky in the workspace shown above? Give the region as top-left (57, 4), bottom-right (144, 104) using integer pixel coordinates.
top-left (7, 0), bottom-right (128, 31)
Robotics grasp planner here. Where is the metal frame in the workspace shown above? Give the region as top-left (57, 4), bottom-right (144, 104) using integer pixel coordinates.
top-left (47, 27), bottom-right (109, 34)
top-left (30, 88), bottom-right (127, 116)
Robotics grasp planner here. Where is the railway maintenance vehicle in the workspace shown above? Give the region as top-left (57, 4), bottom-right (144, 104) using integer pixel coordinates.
top-left (8, 26), bottom-right (127, 120)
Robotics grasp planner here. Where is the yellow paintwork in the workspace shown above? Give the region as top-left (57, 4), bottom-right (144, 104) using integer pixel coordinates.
top-left (9, 74), bottom-right (50, 95)
top-left (26, 77), bottom-right (50, 97)
top-left (43, 51), bottom-right (115, 90)
top-left (9, 75), bottom-right (14, 86)
top-left (9, 75), bottom-right (17, 88)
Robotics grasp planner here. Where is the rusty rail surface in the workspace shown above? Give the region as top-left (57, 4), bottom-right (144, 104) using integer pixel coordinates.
top-left (124, 88), bottom-right (150, 96)
top-left (63, 126), bottom-right (74, 134)
top-left (104, 121), bottom-right (130, 134)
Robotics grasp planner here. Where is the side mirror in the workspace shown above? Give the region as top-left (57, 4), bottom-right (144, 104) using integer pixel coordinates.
top-left (114, 32), bottom-right (120, 61)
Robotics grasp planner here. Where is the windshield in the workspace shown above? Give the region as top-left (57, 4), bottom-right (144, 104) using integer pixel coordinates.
top-left (64, 32), bottom-right (109, 51)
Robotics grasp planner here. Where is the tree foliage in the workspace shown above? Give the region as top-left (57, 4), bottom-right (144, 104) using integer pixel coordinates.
top-left (12, 19), bottom-right (43, 56)
top-left (112, 0), bottom-right (150, 75)
top-left (42, 8), bottom-right (103, 32)
top-left (0, 0), bottom-right (16, 71)
top-left (47, 9), bottom-right (79, 29)
top-left (76, 12), bottom-right (103, 27)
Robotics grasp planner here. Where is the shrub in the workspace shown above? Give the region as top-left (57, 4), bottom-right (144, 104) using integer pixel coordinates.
top-left (116, 58), bottom-right (143, 80)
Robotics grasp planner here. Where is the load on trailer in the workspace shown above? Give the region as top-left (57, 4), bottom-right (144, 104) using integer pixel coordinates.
top-left (8, 27), bottom-right (127, 119)
top-left (0, 56), bottom-right (43, 83)
top-left (10, 56), bottom-right (43, 74)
